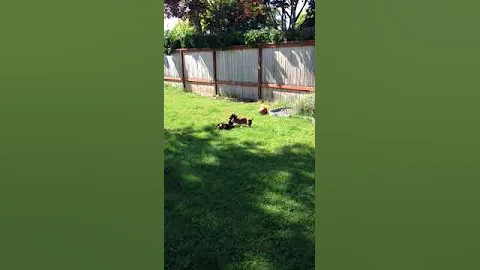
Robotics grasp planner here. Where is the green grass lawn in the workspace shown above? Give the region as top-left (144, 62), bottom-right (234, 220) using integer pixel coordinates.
top-left (164, 85), bottom-right (315, 270)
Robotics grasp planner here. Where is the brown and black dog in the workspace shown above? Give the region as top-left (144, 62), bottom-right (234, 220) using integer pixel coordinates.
top-left (229, 114), bottom-right (253, 127)
top-left (216, 119), bottom-right (235, 130)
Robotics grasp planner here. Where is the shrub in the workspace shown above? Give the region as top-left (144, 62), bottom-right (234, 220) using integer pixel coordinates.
top-left (168, 19), bottom-right (196, 41)
top-left (285, 27), bottom-right (315, 41)
top-left (164, 31), bottom-right (181, 55)
top-left (215, 31), bottom-right (245, 48)
top-left (293, 94), bottom-right (315, 118)
top-left (165, 26), bottom-right (246, 53)
top-left (244, 28), bottom-right (285, 45)
top-left (164, 21), bottom-right (314, 53)
top-left (164, 20), bottom-right (197, 54)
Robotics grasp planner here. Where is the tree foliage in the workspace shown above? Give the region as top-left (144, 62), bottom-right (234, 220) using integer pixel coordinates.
top-left (201, 0), bottom-right (268, 34)
top-left (244, 28), bottom-right (285, 45)
top-left (264, 0), bottom-right (310, 31)
top-left (164, 0), bottom-right (207, 31)
top-left (300, 0), bottom-right (315, 28)
top-left (164, 0), bottom-right (315, 53)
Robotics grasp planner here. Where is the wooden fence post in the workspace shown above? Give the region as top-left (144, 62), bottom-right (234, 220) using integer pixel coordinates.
top-left (212, 50), bottom-right (218, 96)
top-left (258, 46), bottom-right (263, 100)
top-left (180, 50), bottom-right (186, 90)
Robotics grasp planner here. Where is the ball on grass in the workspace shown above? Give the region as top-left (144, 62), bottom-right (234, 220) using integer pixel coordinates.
top-left (259, 107), bottom-right (268, 115)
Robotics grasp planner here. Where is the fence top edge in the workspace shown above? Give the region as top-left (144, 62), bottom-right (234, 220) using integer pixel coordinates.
top-left (173, 40), bottom-right (315, 53)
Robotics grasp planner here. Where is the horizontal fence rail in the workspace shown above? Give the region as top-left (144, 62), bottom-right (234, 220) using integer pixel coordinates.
top-left (164, 40), bottom-right (315, 102)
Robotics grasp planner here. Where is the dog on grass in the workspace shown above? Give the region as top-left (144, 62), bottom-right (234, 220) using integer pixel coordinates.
top-left (216, 119), bottom-right (234, 130)
top-left (229, 114), bottom-right (253, 127)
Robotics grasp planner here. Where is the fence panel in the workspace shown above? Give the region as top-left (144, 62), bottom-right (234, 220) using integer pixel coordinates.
top-left (183, 51), bottom-right (214, 80)
top-left (164, 53), bottom-right (182, 79)
top-left (216, 48), bottom-right (258, 100)
top-left (218, 84), bottom-right (258, 101)
top-left (183, 51), bottom-right (215, 96)
top-left (217, 49), bottom-right (258, 83)
top-left (262, 46), bottom-right (315, 87)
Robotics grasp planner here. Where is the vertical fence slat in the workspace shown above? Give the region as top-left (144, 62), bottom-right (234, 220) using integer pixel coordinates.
top-left (180, 50), bottom-right (186, 90)
top-left (258, 47), bottom-right (263, 100)
top-left (213, 50), bottom-right (218, 96)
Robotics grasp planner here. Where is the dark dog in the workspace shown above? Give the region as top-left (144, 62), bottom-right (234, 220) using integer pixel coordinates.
top-left (229, 114), bottom-right (253, 127)
top-left (216, 119), bottom-right (234, 130)
top-left (228, 114), bottom-right (238, 122)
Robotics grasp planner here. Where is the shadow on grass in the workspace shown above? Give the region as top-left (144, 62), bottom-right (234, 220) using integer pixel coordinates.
top-left (165, 126), bottom-right (315, 270)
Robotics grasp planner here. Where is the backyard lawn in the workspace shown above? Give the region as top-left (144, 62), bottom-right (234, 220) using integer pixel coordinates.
top-left (164, 85), bottom-right (315, 270)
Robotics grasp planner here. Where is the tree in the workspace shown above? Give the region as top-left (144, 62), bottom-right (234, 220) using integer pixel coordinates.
top-left (264, 0), bottom-right (310, 31)
top-left (201, 0), bottom-right (268, 34)
top-left (301, 0), bottom-right (315, 28)
top-left (295, 11), bottom-right (307, 29)
top-left (164, 0), bottom-right (314, 52)
top-left (164, 0), bottom-right (207, 32)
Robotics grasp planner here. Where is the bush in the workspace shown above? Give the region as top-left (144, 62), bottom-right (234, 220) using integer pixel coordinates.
top-left (285, 27), bottom-right (315, 41)
top-left (164, 24), bottom-right (247, 53)
top-left (293, 94), bottom-right (315, 118)
top-left (244, 28), bottom-right (285, 45)
top-left (296, 27), bottom-right (315, 41)
top-left (164, 20), bottom-right (314, 53)
top-left (164, 20), bottom-right (197, 54)
top-left (164, 31), bottom-right (181, 55)
top-left (214, 31), bottom-right (245, 49)
top-left (168, 20), bottom-right (196, 41)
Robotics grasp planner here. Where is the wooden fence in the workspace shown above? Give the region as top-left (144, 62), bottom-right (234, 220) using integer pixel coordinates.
top-left (164, 40), bottom-right (315, 103)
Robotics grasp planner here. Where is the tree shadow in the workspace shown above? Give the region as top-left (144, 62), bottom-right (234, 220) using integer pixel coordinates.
top-left (165, 126), bottom-right (315, 270)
